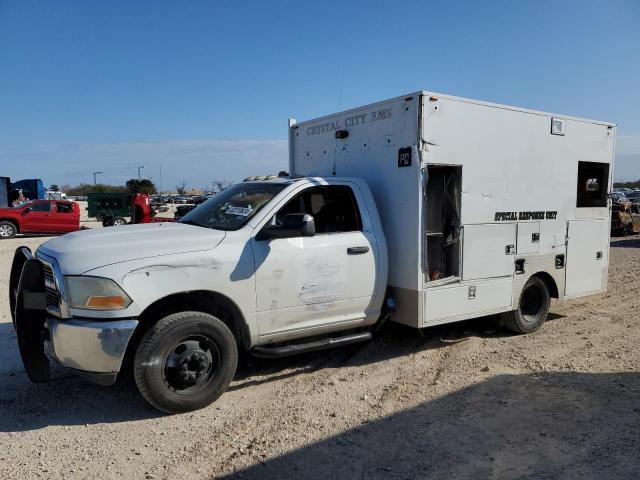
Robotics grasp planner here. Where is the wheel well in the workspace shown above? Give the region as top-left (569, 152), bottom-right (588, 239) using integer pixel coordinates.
top-left (133, 291), bottom-right (250, 349)
top-left (0, 219), bottom-right (19, 232)
top-left (531, 271), bottom-right (559, 299)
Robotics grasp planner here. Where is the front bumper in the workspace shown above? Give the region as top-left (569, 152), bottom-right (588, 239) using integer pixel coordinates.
top-left (45, 317), bottom-right (138, 385)
top-left (9, 246), bottom-right (138, 385)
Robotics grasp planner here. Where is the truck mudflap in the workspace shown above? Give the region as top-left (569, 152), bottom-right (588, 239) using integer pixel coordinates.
top-left (10, 247), bottom-right (50, 383)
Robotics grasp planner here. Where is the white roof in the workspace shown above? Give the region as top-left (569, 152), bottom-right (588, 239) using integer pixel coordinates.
top-left (292, 90), bottom-right (615, 128)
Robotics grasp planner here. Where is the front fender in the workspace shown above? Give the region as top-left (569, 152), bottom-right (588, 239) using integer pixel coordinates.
top-left (83, 241), bottom-right (258, 344)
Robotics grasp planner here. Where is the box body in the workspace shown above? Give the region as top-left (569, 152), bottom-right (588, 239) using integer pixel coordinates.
top-left (289, 92), bottom-right (615, 328)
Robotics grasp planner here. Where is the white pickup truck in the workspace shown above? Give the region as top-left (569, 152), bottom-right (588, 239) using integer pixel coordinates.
top-left (10, 176), bottom-right (388, 412)
top-left (10, 91), bottom-right (615, 413)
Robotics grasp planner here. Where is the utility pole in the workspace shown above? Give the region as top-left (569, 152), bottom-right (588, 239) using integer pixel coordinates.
top-left (93, 171), bottom-right (103, 185)
top-left (137, 165), bottom-right (145, 179)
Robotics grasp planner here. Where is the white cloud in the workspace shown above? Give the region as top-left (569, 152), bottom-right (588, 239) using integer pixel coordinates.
top-left (0, 139), bottom-right (288, 190)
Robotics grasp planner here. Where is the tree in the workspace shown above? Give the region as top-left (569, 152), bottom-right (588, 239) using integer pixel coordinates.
top-left (176, 181), bottom-right (186, 195)
top-left (49, 184), bottom-right (59, 192)
top-left (212, 180), bottom-right (232, 193)
top-left (64, 183), bottom-right (127, 196)
top-left (614, 180), bottom-right (640, 189)
top-left (126, 178), bottom-right (157, 195)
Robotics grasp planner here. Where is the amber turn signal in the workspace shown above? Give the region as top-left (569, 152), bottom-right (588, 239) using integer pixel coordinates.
top-left (86, 295), bottom-right (127, 309)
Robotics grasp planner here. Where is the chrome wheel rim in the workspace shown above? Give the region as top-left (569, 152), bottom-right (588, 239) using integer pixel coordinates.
top-left (0, 225), bottom-right (14, 237)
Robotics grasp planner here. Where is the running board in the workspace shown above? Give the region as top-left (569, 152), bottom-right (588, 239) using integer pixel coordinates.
top-left (252, 331), bottom-right (372, 358)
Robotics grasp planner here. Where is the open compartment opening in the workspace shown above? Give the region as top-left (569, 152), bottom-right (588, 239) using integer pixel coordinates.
top-left (425, 165), bottom-right (462, 283)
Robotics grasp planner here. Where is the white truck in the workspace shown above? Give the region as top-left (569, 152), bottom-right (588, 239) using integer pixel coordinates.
top-left (10, 91), bottom-right (615, 413)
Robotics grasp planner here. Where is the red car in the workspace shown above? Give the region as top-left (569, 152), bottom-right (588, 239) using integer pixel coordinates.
top-left (0, 200), bottom-right (80, 239)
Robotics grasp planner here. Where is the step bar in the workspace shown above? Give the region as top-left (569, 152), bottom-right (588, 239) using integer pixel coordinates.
top-left (252, 331), bottom-right (372, 358)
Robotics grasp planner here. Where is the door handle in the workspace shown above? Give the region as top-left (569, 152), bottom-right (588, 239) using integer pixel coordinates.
top-left (347, 246), bottom-right (369, 255)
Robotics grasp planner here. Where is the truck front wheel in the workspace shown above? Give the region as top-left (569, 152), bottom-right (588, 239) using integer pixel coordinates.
top-left (133, 311), bottom-right (238, 413)
top-left (501, 276), bottom-right (550, 334)
top-left (0, 221), bottom-right (17, 239)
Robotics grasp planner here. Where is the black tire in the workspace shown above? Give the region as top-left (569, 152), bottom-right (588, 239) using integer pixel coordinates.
top-left (95, 212), bottom-right (105, 222)
top-left (0, 221), bottom-right (17, 239)
top-left (501, 276), bottom-right (550, 334)
top-left (134, 311), bottom-right (238, 413)
top-left (112, 216), bottom-right (127, 226)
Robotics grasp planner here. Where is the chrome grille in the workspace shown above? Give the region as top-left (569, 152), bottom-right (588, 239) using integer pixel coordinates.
top-left (41, 262), bottom-right (60, 310)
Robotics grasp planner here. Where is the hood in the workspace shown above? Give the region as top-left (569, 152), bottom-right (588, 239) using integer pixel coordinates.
top-left (37, 222), bottom-right (226, 274)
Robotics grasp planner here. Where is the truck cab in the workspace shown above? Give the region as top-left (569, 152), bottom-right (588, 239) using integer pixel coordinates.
top-left (10, 177), bottom-right (387, 413)
top-left (0, 199), bottom-right (80, 239)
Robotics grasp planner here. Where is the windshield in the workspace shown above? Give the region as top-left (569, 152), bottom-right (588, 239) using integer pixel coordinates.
top-left (179, 182), bottom-right (288, 230)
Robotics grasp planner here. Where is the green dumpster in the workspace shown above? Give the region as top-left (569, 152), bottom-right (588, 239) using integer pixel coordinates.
top-left (87, 192), bottom-right (131, 221)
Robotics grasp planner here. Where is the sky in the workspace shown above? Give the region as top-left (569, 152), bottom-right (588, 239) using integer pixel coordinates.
top-left (0, 0), bottom-right (639, 190)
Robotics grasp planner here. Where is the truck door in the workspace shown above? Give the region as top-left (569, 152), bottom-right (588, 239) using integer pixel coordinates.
top-left (21, 201), bottom-right (53, 233)
top-left (252, 184), bottom-right (378, 338)
top-left (53, 202), bottom-right (79, 232)
top-left (565, 220), bottom-right (606, 297)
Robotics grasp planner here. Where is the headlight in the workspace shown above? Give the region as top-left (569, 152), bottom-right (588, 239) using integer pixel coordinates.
top-left (65, 276), bottom-right (132, 310)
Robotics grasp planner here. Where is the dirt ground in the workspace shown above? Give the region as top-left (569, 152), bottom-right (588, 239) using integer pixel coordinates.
top-left (0, 227), bottom-right (638, 479)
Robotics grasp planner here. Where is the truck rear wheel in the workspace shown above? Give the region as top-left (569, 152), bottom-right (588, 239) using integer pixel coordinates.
top-left (133, 311), bottom-right (238, 413)
top-left (112, 216), bottom-right (126, 226)
top-left (501, 276), bottom-right (550, 334)
top-left (0, 221), bottom-right (17, 239)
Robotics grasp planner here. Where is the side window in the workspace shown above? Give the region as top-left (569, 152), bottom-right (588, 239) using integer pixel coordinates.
top-left (56, 203), bottom-right (73, 213)
top-left (576, 161), bottom-right (609, 208)
top-left (275, 185), bottom-right (362, 234)
top-left (30, 202), bottom-right (51, 212)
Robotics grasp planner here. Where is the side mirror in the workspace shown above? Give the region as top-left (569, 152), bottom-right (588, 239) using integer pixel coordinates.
top-left (257, 213), bottom-right (316, 241)
top-left (23, 207), bottom-right (31, 214)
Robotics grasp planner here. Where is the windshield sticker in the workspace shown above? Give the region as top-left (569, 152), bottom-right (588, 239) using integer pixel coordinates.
top-left (225, 206), bottom-right (253, 217)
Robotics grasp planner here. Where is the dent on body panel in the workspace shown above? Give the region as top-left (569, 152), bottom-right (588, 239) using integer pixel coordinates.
top-left (121, 257), bottom-right (223, 306)
top-left (124, 257), bottom-right (221, 281)
top-left (255, 236), bottom-right (348, 313)
top-left (297, 247), bottom-right (347, 312)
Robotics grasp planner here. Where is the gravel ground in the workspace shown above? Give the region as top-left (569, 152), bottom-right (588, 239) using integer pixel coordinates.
top-left (0, 228), bottom-right (638, 479)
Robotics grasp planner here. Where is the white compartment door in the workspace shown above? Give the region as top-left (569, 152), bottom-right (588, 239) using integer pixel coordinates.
top-left (462, 223), bottom-right (516, 281)
top-left (423, 277), bottom-right (513, 326)
top-left (565, 220), bottom-right (605, 297)
top-left (517, 222), bottom-right (540, 255)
